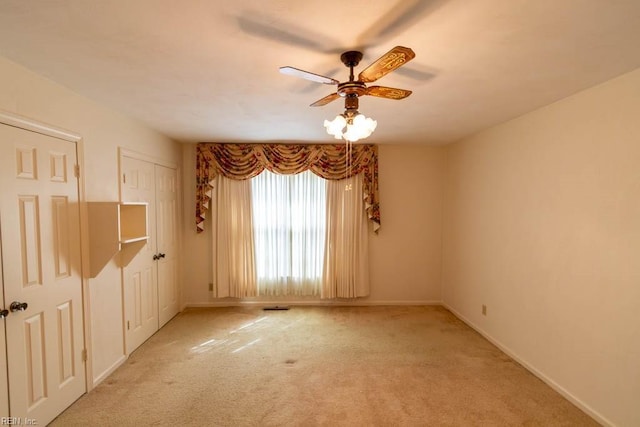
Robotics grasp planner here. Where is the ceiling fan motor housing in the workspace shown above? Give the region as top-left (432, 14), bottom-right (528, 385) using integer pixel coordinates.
top-left (337, 81), bottom-right (367, 97)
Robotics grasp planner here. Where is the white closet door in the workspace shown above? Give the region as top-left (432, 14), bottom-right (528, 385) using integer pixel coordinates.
top-left (0, 124), bottom-right (85, 425)
top-left (0, 239), bottom-right (8, 416)
top-left (120, 156), bottom-right (158, 354)
top-left (155, 165), bottom-right (179, 327)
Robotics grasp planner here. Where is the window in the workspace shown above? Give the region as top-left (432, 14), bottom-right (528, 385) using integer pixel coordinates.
top-left (251, 170), bottom-right (327, 296)
top-left (204, 144), bottom-right (374, 300)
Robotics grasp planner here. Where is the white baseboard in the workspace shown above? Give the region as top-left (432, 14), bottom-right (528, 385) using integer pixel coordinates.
top-left (441, 303), bottom-right (613, 427)
top-left (91, 354), bottom-right (127, 388)
top-left (184, 299), bottom-right (442, 308)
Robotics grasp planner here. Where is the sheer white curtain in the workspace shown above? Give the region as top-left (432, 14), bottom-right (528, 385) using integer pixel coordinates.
top-left (211, 175), bottom-right (257, 297)
top-left (322, 173), bottom-right (370, 298)
top-left (212, 170), bottom-right (369, 299)
top-left (251, 170), bottom-right (327, 296)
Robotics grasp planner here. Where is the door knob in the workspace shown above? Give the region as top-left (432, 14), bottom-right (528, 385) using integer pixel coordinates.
top-left (158, 253), bottom-right (166, 259)
top-left (0, 309), bottom-right (8, 319)
top-left (9, 301), bottom-right (28, 312)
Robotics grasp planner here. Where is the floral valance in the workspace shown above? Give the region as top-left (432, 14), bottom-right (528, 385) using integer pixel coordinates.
top-left (196, 143), bottom-right (380, 233)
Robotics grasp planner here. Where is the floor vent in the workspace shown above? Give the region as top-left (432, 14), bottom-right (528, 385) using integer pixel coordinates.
top-left (263, 306), bottom-right (290, 311)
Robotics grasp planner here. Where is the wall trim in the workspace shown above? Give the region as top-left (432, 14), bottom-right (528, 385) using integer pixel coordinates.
top-left (0, 109), bottom-right (81, 142)
top-left (119, 147), bottom-right (178, 170)
top-left (441, 303), bottom-right (612, 427)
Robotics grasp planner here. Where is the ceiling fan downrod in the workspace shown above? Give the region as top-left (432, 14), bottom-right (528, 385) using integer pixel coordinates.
top-left (340, 51), bottom-right (363, 82)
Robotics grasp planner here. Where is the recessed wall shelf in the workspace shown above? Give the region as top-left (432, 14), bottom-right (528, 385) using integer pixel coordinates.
top-left (87, 202), bottom-right (149, 277)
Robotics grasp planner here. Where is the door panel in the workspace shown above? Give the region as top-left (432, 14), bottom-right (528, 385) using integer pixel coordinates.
top-left (0, 124), bottom-right (85, 425)
top-left (120, 156), bottom-right (158, 354)
top-left (155, 165), bottom-right (179, 327)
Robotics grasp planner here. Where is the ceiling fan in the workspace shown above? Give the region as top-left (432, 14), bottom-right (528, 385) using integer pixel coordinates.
top-left (280, 46), bottom-right (416, 112)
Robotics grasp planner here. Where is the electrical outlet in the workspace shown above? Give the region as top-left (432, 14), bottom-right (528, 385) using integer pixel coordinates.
top-left (482, 305), bottom-right (487, 316)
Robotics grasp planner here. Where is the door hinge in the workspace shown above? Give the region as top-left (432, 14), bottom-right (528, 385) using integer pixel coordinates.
top-left (127, 320), bottom-right (130, 330)
top-left (123, 173), bottom-right (126, 184)
top-left (74, 164), bottom-right (80, 178)
top-left (82, 349), bottom-right (87, 362)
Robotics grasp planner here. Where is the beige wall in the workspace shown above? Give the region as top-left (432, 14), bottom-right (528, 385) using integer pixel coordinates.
top-left (0, 57), bottom-right (182, 385)
top-left (181, 144), bottom-right (446, 305)
top-left (443, 68), bottom-right (640, 426)
top-left (369, 145), bottom-right (445, 302)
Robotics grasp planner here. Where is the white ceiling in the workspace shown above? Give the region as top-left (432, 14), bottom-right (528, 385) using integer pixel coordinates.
top-left (1, 0), bottom-right (640, 145)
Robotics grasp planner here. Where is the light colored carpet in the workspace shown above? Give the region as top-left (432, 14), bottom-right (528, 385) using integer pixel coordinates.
top-left (52, 306), bottom-right (598, 426)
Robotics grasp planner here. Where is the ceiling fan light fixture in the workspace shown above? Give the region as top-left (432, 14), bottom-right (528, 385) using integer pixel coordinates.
top-left (325, 112), bottom-right (377, 142)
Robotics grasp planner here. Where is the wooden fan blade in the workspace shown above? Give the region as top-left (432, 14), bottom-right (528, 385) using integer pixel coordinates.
top-left (358, 46), bottom-right (416, 83)
top-left (366, 86), bottom-right (413, 100)
top-left (280, 66), bottom-right (339, 85)
top-left (310, 93), bottom-right (341, 107)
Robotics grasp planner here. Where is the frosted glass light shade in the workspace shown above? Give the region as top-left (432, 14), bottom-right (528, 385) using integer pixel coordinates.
top-left (324, 115), bottom-right (347, 139)
top-left (324, 113), bottom-right (377, 142)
